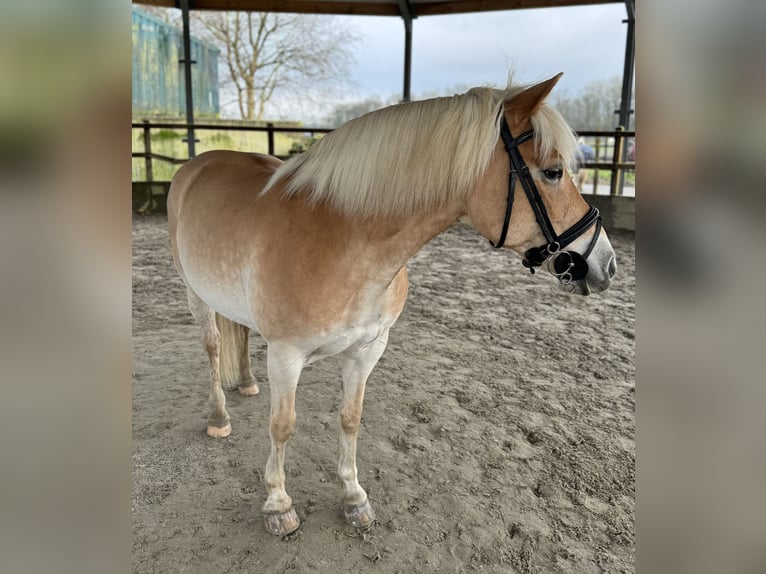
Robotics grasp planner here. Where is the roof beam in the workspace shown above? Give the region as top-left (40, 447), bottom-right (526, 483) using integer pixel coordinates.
top-left (135, 1), bottom-right (619, 17)
top-left (413, 1), bottom-right (617, 15)
top-left (141, 1), bottom-right (402, 16)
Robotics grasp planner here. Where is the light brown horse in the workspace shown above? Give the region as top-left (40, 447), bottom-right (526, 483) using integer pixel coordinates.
top-left (167, 74), bottom-right (616, 536)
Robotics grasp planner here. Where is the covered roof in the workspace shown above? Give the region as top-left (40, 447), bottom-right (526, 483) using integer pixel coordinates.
top-left (133, 0), bottom-right (618, 17)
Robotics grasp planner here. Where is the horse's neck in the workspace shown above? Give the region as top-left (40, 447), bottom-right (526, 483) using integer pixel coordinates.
top-left (259, 190), bottom-right (463, 295)
top-left (350, 206), bottom-right (463, 277)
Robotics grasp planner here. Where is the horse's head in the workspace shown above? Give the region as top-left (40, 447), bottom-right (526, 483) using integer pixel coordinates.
top-left (466, 74), bottom-right (616, 295)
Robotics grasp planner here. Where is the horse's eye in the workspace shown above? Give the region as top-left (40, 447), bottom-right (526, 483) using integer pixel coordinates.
top-left (542, 168), bottom-right (564, 181)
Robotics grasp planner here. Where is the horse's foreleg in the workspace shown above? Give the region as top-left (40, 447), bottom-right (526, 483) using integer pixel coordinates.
top-left (187, 289), bottom-right (230, 438)
top-left (262, 343), bottom-right (303, 536)
top-left (337, 329), bottom-right (389, 530)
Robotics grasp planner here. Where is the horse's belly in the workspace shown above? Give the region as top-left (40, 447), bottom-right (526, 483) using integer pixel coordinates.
top-left (192, 279), bottom-right (257, 330)
top-left (179, 253), bottom-right (258, 331)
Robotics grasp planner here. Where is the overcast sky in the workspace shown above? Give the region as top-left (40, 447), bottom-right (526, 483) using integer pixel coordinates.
top-left (337, 4), bottom-right (630, 100)
top-left (192, 3), bottom-right (633, 119)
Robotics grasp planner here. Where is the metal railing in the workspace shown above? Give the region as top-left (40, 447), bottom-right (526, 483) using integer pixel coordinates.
top-left (132, 121), bottom-right (635, 196)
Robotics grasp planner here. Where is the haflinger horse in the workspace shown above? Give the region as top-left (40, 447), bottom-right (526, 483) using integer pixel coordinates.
top-left (167, 74), bottom-right (616, 536)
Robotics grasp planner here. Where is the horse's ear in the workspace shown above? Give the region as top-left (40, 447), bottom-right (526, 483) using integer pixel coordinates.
top-left (505, 73), bottom-right (563, 121)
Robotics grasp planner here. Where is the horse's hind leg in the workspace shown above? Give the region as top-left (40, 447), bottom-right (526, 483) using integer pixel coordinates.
top-left (215, 315), bottom-right (259, 396)
top-left (187, 288), bottom-right (231, 438)
top-left (237, 325), bottom-right (259, 396)
top-left (337, 329), bottom-right (390, 530)
top-left (262, 342), bottom-right (304, 536)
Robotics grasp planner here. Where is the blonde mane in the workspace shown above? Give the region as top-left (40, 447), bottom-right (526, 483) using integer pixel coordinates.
top-left (264, 82), bottom-right (576, 218)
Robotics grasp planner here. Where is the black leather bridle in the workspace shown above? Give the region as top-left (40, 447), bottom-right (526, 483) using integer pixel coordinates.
top-left (490, 116), bottom-right (603, 289)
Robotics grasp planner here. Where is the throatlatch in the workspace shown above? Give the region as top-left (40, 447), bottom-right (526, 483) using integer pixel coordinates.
top-left (490, 116), bottom-right (603, 288)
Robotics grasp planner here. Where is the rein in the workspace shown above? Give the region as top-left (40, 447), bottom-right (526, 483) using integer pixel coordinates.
top-left (490, 117), bottom-right (603, 289)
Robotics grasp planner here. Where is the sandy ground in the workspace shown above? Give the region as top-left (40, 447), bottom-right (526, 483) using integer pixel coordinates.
top-left (132, 214), bottom-right (634, 573)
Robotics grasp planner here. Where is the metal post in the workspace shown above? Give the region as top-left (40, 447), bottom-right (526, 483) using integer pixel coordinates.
top-left (616, 0), bottom-right (635, 195)
top-left (402, 19), bottom-right (412, 101)
top-left (398, 1), bottom-right (415, 102)
top-left (267, 123), bottom-right (275, 156)
top-left (617, 0), bottom-right (635, 130)
top-left (593, 139), bottom-right (601, 194)
top-left (142, 120), bottom-right (153, 182)
top-left (610, 128), bottom-right (625, 196)
top-left (179, 0), bottom-right (196, 158)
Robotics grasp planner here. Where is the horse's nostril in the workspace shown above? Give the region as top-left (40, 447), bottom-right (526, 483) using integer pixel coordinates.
top-left (607, 256), bottom-right (617, 279)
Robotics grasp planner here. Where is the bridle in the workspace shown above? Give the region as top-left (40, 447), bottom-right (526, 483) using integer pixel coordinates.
top-left (490, 116), bottom-right (603, 290)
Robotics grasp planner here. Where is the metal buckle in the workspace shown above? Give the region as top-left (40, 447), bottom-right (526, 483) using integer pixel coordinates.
top-left (546, 241), bottom-right (561, 255)
top-left (545, 251), bottom-right (576, 290)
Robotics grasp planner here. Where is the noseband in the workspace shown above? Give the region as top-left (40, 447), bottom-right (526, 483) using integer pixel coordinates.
top-left (490, 117), bottom-right (603, 289)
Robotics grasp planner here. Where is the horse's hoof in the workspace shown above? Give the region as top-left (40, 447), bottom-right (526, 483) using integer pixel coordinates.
top-left (264, 508), bottom-right (301, 536)
top-left (238, 383), bottom-right (260, 396)
top-left (342, 499), bottom-right (376, 530)
top-left (206, 422), bottom-right (232, 438)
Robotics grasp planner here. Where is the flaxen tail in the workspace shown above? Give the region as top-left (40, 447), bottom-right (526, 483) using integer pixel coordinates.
top-left (215, 313), bottom-right (247, 390)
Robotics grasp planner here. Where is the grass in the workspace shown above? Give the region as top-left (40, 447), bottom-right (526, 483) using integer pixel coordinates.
top-left (578, 169), bottom-right (635, 186)
top-left (132, 127), bottom-right (317, 182)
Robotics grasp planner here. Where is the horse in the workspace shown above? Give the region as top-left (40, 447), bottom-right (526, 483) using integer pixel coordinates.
top-left (167, 74), bottom-right (617, 537)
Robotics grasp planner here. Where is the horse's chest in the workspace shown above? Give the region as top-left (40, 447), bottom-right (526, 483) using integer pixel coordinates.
top-left (303, 321), bottom-right (385, 364)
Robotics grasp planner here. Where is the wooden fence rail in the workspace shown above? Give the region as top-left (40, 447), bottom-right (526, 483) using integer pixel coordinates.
top-left (132, 121), bottom-right (634, 196)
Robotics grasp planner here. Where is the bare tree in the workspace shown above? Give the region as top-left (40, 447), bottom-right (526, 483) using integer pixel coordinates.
top-left (322, 96), bottom-right (396, 128)
top-left (552, 76), bottom-right (634, 131)
top-left (321, 84), bottom-right (474, 128)
top-left (198, 12), bottom-right (358, 120)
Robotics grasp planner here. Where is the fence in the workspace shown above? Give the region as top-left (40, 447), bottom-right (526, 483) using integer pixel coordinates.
top-left (132, 122), bottom-right (634, 196)
top-left (132, 121), bottom-right (333, 183)
top-left (575, 129), bottom-right (635, 197)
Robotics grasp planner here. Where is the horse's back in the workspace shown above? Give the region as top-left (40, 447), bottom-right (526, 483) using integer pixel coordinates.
top-left (168, 149), bottom-right (281, 267)
top-left (168, 150), bottom-right (282, 227)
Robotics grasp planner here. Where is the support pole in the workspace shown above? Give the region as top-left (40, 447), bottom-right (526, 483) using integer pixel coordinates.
top-left (398, 1), bottom-right (416, 102)
top-left (616, 0), bottom-right (635, 194)
top-left (403, 18), bottom-right (412, 101)
top-left (142, 120), bottom-right (153, 182)
top-left (610, 127), bottom-right (625, 196)
top-left (617, 0), bottom-right (635, 130)
top-left (267, 123), bottom-right (275, 156)
top-left (179, 0), bottom-right (196, 158)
